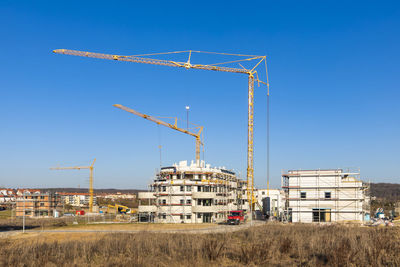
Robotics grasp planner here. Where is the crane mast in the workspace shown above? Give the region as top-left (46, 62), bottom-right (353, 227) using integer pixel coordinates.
top-left (113, 104), bottom-right (203, 165)
top-left (53, 48), bottom-right (269, 211)
top-left (50, 158), bottom-right (96, 213)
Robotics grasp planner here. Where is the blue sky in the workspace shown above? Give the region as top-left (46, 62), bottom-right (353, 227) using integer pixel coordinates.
top-left (1, 1), bottom-right (399, 189)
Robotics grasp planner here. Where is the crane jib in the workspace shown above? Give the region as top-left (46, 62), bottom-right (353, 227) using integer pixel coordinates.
top-left (53, 49), bottom-right (250, 74)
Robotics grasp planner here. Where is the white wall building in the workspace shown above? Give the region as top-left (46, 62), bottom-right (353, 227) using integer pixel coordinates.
top-left (254, 189), bottom-right (284, 217)
top-left (59, 193), bottom-right (96, 207)
top-left (282, 169), bottom-right (370, 223)
top-left (138, 160), bottom-right (250, 223)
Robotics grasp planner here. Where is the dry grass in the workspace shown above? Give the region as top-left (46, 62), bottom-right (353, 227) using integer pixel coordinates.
top-left (0, 217), bottom-right (69, 231)
top-left (0, 217), bottom-right (214, 232)
top-left (56, 222), bottom-right (214, 231)
top-left (0, 210), bottom-right (12, 220)
top-left (1, 224), bottom-right (399, 266)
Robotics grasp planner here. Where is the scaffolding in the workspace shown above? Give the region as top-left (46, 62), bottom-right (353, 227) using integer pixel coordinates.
top-left (138, 161), bottom-right (248, 223)
top-left (282, 169), bottom-right (369, 223)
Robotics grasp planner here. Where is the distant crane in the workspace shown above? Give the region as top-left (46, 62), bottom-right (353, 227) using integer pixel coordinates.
top-left (53, 48), bottom-right (270, 211)
top-left (50, 158), bottom-right (96, 212)
top-left (113, 104), bottom-right (203, 166)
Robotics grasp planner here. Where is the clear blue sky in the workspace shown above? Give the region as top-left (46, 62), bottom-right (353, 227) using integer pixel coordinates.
top-left (1, 1), bottom-right (399, 189)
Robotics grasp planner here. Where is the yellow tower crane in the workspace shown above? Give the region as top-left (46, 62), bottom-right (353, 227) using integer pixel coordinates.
top-left (113, 104), bottom-right (203, 166)
top-left (53, 49), bottom-right (270, 211)
top-left (50, 158), bottom-right (96, 212)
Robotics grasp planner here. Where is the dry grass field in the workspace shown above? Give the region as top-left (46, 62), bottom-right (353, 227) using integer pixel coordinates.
top-left (1, 223), bottom-right (399, 266)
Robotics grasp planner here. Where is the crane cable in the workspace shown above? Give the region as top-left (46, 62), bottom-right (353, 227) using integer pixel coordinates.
top-left (265, 58), bottom-right (270, 198)
top-left (157, 124), bottom-right (162, 170)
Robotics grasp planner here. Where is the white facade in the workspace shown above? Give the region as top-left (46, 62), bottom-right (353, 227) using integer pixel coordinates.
top-left (138, 160), bottom-right (249, 223)
top-left (282, 169), bottom-right (369, 223)
top-left (254, 189), bottom-right (284, 217)
top-left (60, 194), bottom-right (96, 207)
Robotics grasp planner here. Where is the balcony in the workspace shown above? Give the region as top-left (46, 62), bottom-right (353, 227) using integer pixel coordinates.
top-left (138, 205), bottom-right (157, 212)
top-left (138, 192), bottom-right (156, 199)
top-left (192, 192), bottom-right (217, 199)
top-left (192, 205), bottom-right (219, 213)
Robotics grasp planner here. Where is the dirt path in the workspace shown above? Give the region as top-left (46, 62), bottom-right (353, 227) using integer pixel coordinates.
top-left (0, 220), bottom-right (266, 239)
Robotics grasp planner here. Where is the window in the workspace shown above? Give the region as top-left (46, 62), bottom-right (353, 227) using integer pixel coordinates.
top-left (40, 196), bottom-right (45, 199)
top-left (162, 214), bottom-right (166, 219)
top-left (186, 199), bottom-right (191, 205)
top-left (180, 186), bottom-right (184, 192)
top-left (186, 186), bottom-right (191, 191)
top-left (197, 186), bottom-right (202, 192)
top-left (312, 209), bottom-right (331, 222)
top-left (197, 199), bottom-right (201, 205)
top-left (325, 192), bottom-right (331, 199)
top-left (162, 186), bottom-right (166, 192)
top-left (180, 215), bottom-right (184, 220)
top-left (197, 213), bottom-right (201, 219)
top-left (300, 192), bottom-right (306, 199)
top-left (40, 202), bottom-right (45, 207)
top-left (162, 199), bottom-right (166, 205)
top-left (186, 215), bottom-right (191, 220)
top-left (262, 191), bottom-right (265, 195)
top-left (180, 199), bottom-right (184, 205)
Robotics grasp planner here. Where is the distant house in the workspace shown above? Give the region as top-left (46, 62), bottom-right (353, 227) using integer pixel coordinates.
top-left (102, 193), bottom-right (137, 200)
top-left (0, 188), bottom-right (16, 203)
top-left (58, 192), bottom-right (97, 207)
top-left (15, 189), bottom-right (41, 197)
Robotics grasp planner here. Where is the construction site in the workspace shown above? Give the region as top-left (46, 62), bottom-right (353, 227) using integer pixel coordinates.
top-left (0, 48), bottom-right (377, 225)
top-left (2, 2), bottom-right (400, 265)
top-left (40, 48), bottom-right (273, 224)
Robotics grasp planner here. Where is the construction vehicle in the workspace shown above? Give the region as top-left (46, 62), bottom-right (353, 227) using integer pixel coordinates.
top-left (227, 210), bottom-right (246, 225)
top-left (106, 204), bottom-right (135, 215)
top-left (53, 49), bottom-right (270, 212)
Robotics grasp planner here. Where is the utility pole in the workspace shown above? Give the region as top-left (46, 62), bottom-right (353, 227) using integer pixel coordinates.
top-left (22, 191), bottom-right (25, 233)
top-left (186, 106), bottom-right (190, 131)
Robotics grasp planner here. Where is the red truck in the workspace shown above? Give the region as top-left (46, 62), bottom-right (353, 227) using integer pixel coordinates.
top-left (227, 210), bottom-right (246, 225)
top-left (76, 210), bottom-right (85, 216)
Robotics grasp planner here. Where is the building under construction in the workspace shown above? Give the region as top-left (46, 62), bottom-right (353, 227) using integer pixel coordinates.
top-left (15, 191), bottom-right (59, 218)
top-left (138, 160), bottom-right (250, 223)
top-left (282, 169), bottom-right (370, 223)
